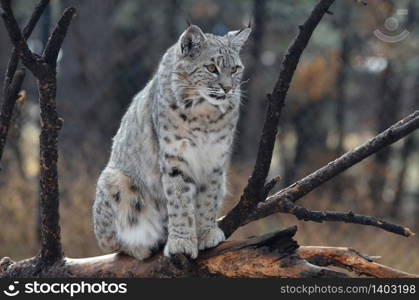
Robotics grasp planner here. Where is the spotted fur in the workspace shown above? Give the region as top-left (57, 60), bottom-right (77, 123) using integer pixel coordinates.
top-left (93, 25), bottom-right (251, 259)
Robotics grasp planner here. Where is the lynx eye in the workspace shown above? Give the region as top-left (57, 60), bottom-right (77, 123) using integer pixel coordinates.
top-left (206, 64), bottom-right (218, 74)
top-left (231, 65), bottom-right (241, 74)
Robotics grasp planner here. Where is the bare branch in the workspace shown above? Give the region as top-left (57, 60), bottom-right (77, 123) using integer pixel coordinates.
top-left (21, 0), bottom-right (50, 39)
top-left (43, 7), bottom-right (76, 68)
top-left (2, 0), bottom-right (49, 94)
top-left (298, 246), bottom-right (419, 278)
top-left (0, 0), bottom-right (40, 74)
top-left (0, 0), bottom-right (49, 163)
top-left (275, 199), bottom-right (414, 237)
top-left (220, 0), bottom-right (336, 238)
top-left (245, 110), bottom-right (419, 225)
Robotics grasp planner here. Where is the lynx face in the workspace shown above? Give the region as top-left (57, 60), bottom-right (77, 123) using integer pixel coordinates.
top-left (172, 25), bottom-right (251, 108)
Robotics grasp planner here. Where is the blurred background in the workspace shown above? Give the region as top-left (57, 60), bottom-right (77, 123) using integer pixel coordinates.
top-left (0, 0), bottom-right (418, 274)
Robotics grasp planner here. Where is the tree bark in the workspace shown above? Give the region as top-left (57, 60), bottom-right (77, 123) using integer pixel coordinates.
top-left (37, 75), bottom-right (63, 265)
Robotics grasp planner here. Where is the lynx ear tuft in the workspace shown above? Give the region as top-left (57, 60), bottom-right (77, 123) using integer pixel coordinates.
top-left (227, 27), bottom-right (252, 51)
top-left (179, 25), bottom-right (207, 59)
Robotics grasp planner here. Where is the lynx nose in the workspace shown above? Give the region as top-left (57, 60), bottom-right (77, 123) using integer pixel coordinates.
top-left (219, 84), bottom-right (232, 94)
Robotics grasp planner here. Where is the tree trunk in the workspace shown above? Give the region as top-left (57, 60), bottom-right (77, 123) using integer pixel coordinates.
top-left (37, 75), bottom-right (63, 265)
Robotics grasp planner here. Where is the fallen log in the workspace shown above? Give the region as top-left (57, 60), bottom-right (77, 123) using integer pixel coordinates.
top-left (2, 227), bottom-right (417, 278)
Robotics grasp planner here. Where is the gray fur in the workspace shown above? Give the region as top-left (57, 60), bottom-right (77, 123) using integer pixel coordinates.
top-left (93, 25), bottom-right (251, 259)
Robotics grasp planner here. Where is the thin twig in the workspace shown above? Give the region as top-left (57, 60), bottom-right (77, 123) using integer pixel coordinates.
top-left (276, 199), bottom-right (414, 237)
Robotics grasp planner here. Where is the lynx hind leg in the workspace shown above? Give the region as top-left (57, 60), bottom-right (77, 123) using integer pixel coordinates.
top-left (93, 177), bottom-right (121, 253)
top-left (95, 168), bottom-right (165, 260)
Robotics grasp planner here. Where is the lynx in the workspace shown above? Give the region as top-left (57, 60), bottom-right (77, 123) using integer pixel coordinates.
top-left (93, 24), bottom-right (251, 259)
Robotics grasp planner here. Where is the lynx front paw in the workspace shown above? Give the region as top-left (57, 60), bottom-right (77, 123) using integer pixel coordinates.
top-left (198, 227), bottom-right (225, 250)
top-left (164, 236), bottom-right (198, 259)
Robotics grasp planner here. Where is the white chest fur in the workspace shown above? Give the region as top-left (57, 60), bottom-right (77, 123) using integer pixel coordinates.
top-left (162, 100), bottom-right (236, 182)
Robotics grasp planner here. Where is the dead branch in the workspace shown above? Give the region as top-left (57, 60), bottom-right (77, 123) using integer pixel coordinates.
top-left (43, 8), bottom-right (76, 68)
top-left (220, 0), bottom-right (336, 238)
top-left (0, 0), bottom-right (49, 162)
top-left (0, 1), bottom-right (40, 75)
top-left (244, 110), bottom-right (419, 227)
top-left (274, 199), bottom-right (414, 237)
top-left (0, 0), bottom-right (76, 266)
top-left (298, 246), bottom-right (419, 278)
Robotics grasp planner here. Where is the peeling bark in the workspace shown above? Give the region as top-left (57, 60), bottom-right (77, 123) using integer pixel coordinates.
top-left (298, 246), bottom-right (419, 278)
